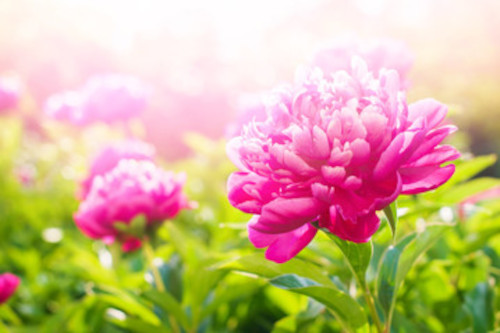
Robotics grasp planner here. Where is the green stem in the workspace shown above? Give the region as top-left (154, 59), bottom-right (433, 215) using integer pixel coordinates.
top-left (360, 283), bottom-right (384, 333)
top-left (143, 240), bottom-right (181, 333)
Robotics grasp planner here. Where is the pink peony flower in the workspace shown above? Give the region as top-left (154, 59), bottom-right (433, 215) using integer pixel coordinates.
top-left (227, 58), bottom-right (459, 263)
top-left (0, 77), bottom-right (21, 113)
top-left (45, 74), bottom-right (149, 126)
top-left (310, 37), bottom-right (414, 87)
top-left (0, 273), bottom-right (20, 304)
top-left (74, 159), bottom-right (193, 251)
top-left (80, 140), bottom-right (155, 199)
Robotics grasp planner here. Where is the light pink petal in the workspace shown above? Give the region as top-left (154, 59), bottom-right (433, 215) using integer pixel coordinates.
top-left (408, 98), bottom-right (447, 129)
top-left (0, 273), bottom-right (20, 304)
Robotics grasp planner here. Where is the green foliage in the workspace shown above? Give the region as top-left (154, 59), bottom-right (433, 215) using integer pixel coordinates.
top-left (1, 119), bottom-right (499, 332)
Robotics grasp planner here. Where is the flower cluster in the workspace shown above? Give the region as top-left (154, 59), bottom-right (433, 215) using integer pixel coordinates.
top-left (0, 273), bottom-right (19, 304)
top-left (45, 74), bottom-right (149, 126)
top-left (227, 57), bottom-right (459, 263)
top-left (75, 159), bottom-right (193, 251)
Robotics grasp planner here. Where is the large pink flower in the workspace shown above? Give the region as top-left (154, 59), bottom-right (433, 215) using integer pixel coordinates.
top-left (0, 273), bottom-right (20, 304)
top-left (74, 159), bottom-right (193, 251)
top-left (45, 74), bottom-right (149, 126)
top-left (310, 37), bottom-right (414, 87)
top-left (227, 58), bottom-right (459, 263)
top-left (80, 140), bottom-right (155, 199)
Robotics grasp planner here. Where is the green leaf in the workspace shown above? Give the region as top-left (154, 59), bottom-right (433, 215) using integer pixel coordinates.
top-left (96, 286), bottom-right (160, 326)
top-left (112, 222), bottom-right (129, 233)
top-left (464, 282), bottom-right (495, 333)
top-left (270, 274), bottom-right (369, 333)
top-left (383, 201), bottom-right (398, 241)
top-left (376, 234), bottom-right (415, 320)
top-left (142, 290), bottom-right (190, 331)
top-left (108, 317), bottom-right (169, 333)
top-left (376, 223), bottom-right (452, 326)
top-left (433, 177), bottom-right (500, 204)
top-left (320, 230), bottom-right (372, 286)
top-left (396, 224), bottom-right (453, 284)
top-left (129, 214), bottom-right (147, 237)
top-left (216, 253), bottom-right (335, 287)
top-left (447, 154), bottom-right (497, 187)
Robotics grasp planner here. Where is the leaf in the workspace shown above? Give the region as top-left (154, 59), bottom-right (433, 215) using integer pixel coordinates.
top-left (376, 223), bottom-right (452, 325)
top-left (447, 154), bottom-right (497, 187)
top-left (433, 177), bottom-right (500, 204)
top-left (96, 286), bottom-right (160, 326)
top-left (464, 282), bottom-right (495, 333)
top-left (383, 201), bottom-right (398, 241)
top-left (270, 274), bottom-right (369, 333)
top-left (376, 234), bottom-right (415, 319)
top-left (320, 230), bottom-right (372, 286)
top-left (216, 253), bottom-right (335, 287)
top-left (142, 290), bottom-right (190, 331)
top-left (108, 317), bottom-right (169, 333)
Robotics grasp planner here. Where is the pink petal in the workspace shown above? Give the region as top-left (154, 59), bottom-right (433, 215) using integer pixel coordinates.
top-left (265, 223), bottom-right (318, 263)
top-left (253, 197), bottom-right (323, 234)
top-left (408, 98), bottom-right (448, 129)
top-left (329, 209), bottom-right (380, 243)
top-left (400, 164), bottom-right (455, 195)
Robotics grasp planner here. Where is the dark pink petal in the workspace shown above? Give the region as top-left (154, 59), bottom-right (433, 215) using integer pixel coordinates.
top-left (227, 172), bottom-right (280, 214)
top-left (400, 164), bottom-right (455, 194)
top-left (373, 130), bottom-right (424, 181)
top-left (404, 145), bottom-right (459, 168)
top-left (249, 222), bottom-right (317, 263)
top-left (328, 209), bottom-right (380, 243)
top-left (252, 197), bottom-right (323, 234)
top-left (406, 125), bottom-right (457, 163)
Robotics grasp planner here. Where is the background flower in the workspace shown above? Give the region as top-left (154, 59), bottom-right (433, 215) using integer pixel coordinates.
top-left (74, 159), bottom-right (193, 251)
top-left (227, 58), bottom-right (459, 263)
top-left (0, 273), bottom-right (20, 304)
top-left (80, 140), bottom-right (155, 199)
top-left (309, 37), bottom-right (414, 87)
top-left (45, 74), bottom-right (150, 126)
top-left (0, 77), bottom-right (20, 113)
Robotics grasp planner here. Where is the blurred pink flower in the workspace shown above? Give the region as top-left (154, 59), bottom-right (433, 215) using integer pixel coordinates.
top-left (226, 94), bottom-right (268, 138)
top-left (0, 273), bottom-right (20, 304)
top-left (227, 58), bottom-right (459, 263)
top-left (45, 74), bottom-right (149, 126)
top-left (80, 140), bottom-right (155, 198)
top-left (0, 77), bottom-right (21, 113)
top-left (74, 159), bottom-right (193, 251)
top-left (310, 37), bottom-right (414, 87)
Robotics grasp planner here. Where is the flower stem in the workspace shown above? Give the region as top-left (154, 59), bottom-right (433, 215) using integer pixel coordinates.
top-left (362, 285), bottom-right (384, 333)
top-left (143, 240), bottom-right (181, 333)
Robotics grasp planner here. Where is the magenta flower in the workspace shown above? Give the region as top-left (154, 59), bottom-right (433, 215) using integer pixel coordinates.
top-left (310, 38), bottom-right (413, 86)
top-left (0, 273), bottom-right (20, 304)
top-left (80, 140), bottom-right (155, 199)
top-left (227, 58), bottom-right (459, 263)
top-left (0, 77), bottom-right (21, 113)
top-left (74, 159), bottom-right (193, 252)
top-left (45, 74), bottom-right (149, 126)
